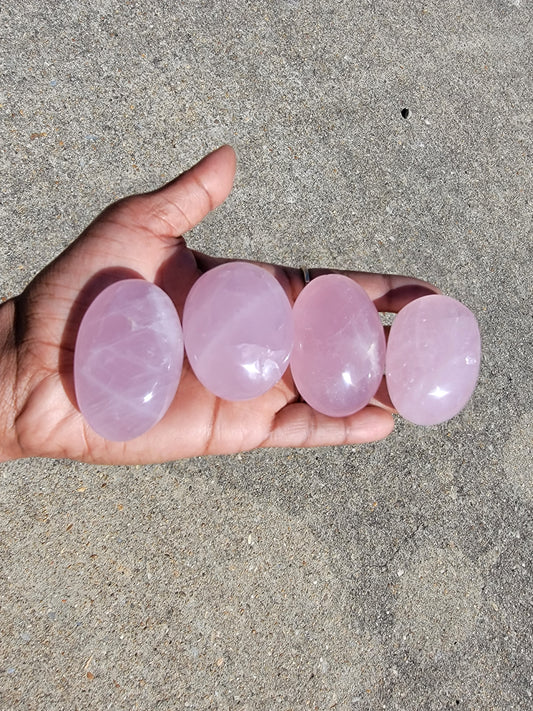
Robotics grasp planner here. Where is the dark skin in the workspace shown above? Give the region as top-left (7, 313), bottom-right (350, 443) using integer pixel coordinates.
top-left (0, 146), bottom-right (438, 463)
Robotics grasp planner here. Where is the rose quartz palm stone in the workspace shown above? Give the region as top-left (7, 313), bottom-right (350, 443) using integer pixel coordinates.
top-left (386, 294), bottom-right (481, 425)
top-left (290, 274), bottom-right (386, 417)
top-left (183, 262), bottom-right (294, 401)
top-left (74, 279), bottom-right (184, 441)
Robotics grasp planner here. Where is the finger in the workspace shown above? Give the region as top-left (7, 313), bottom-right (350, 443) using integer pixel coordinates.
top-left (190, 253), bottom-right (439, 313)
top-left (305, 268), bottom-right (441, 312)
top-left (261, 403), bottom-right (394, 449)
top-left (112, 145), bottom-right (237, 242)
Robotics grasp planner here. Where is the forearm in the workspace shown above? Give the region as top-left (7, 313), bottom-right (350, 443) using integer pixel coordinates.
top-left (0, 299), bottom-right (22, 461)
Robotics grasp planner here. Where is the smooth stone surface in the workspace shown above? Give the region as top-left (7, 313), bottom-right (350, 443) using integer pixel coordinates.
top-left (290, 274), bottom-right (386, 417)
top-left (385, 294), bottom-right (481, 426)
top-left (183, 262), bottom-right (294, 400)
top-left (74, 279), bottom-right (183, 441)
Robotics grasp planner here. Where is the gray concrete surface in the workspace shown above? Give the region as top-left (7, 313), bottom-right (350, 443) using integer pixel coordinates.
top-left (1, 0), bottom-right (531, 709)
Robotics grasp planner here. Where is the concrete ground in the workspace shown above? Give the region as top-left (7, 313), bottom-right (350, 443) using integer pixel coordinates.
top-left (1, 0), bottom-right (531, 709)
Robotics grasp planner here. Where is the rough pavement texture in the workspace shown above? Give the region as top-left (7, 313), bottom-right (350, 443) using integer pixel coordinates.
top-left (1, 1), bottom-right (531, 709)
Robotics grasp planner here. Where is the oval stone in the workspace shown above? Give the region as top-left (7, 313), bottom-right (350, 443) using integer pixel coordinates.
top-left (385, 294), bottom-right (481, 426)
top-left (290, 275), bottom-right (386, 417)
top-left (183, 262), bottom-right (294, 400)
top-left (74, 279), bottom-right (183, 441)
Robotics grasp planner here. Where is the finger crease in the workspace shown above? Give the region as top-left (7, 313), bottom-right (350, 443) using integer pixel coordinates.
top-left (157, 196), bottom-right (193, 235)
top-left (343, 416), bottom-right (350, 446)
top-left (305, 408), bottom-right (318, 447)
top-left (204, 396), bottom-right (221, 455)
top-left (189, 171), bottom-right (215, 213)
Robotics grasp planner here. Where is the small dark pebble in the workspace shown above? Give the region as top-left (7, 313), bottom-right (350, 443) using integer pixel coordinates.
top-left (401, 108), bottom-right (410, 119)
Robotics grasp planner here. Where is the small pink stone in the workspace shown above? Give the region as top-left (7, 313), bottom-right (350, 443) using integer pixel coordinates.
top-left (385, 294), bottom-right (481, 426)
top-left (74, 279), bottom-right (183, 441)
top-left (290, 275), bottom-right (386, 417)
top-left (183, 262), bottom-right (294, 401)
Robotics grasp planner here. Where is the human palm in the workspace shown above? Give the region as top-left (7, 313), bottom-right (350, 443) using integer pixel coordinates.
top-left (6, 146), bottom-right (437, 463)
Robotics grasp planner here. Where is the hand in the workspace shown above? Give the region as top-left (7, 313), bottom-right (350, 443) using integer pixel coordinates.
top-left (0, 146), bottom-right (438, 464)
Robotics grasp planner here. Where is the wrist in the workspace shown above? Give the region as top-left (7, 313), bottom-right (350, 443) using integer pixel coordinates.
top-left (0, 299), bottom-right (23, 461)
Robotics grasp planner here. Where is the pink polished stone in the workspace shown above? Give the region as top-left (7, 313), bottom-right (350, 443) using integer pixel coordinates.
top-left (183, 262), bottom-right (294, 400)
top-left (74, 279), bottom-right (183, 441)
top-left (290, 275), bottom-right (386, 417)
top-left (385, 294), bottom-right (481, 426)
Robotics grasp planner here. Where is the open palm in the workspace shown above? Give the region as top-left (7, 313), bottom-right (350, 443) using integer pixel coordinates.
top-left (7, 146), bottom-right (437, 463)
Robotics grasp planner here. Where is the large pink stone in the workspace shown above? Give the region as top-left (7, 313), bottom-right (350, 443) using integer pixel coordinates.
top-left (74, 279), bottom-right (183, 441)
top-left (183, 262), bottom-right (294, 400)
top-left (385, 294), bottom-right (481, 426)
top-left (290, 275), bottom-right (386, 417)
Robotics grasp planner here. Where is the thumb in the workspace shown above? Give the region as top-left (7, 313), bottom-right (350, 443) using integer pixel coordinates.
top-left (111, 144), bottom-right (237, 243)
